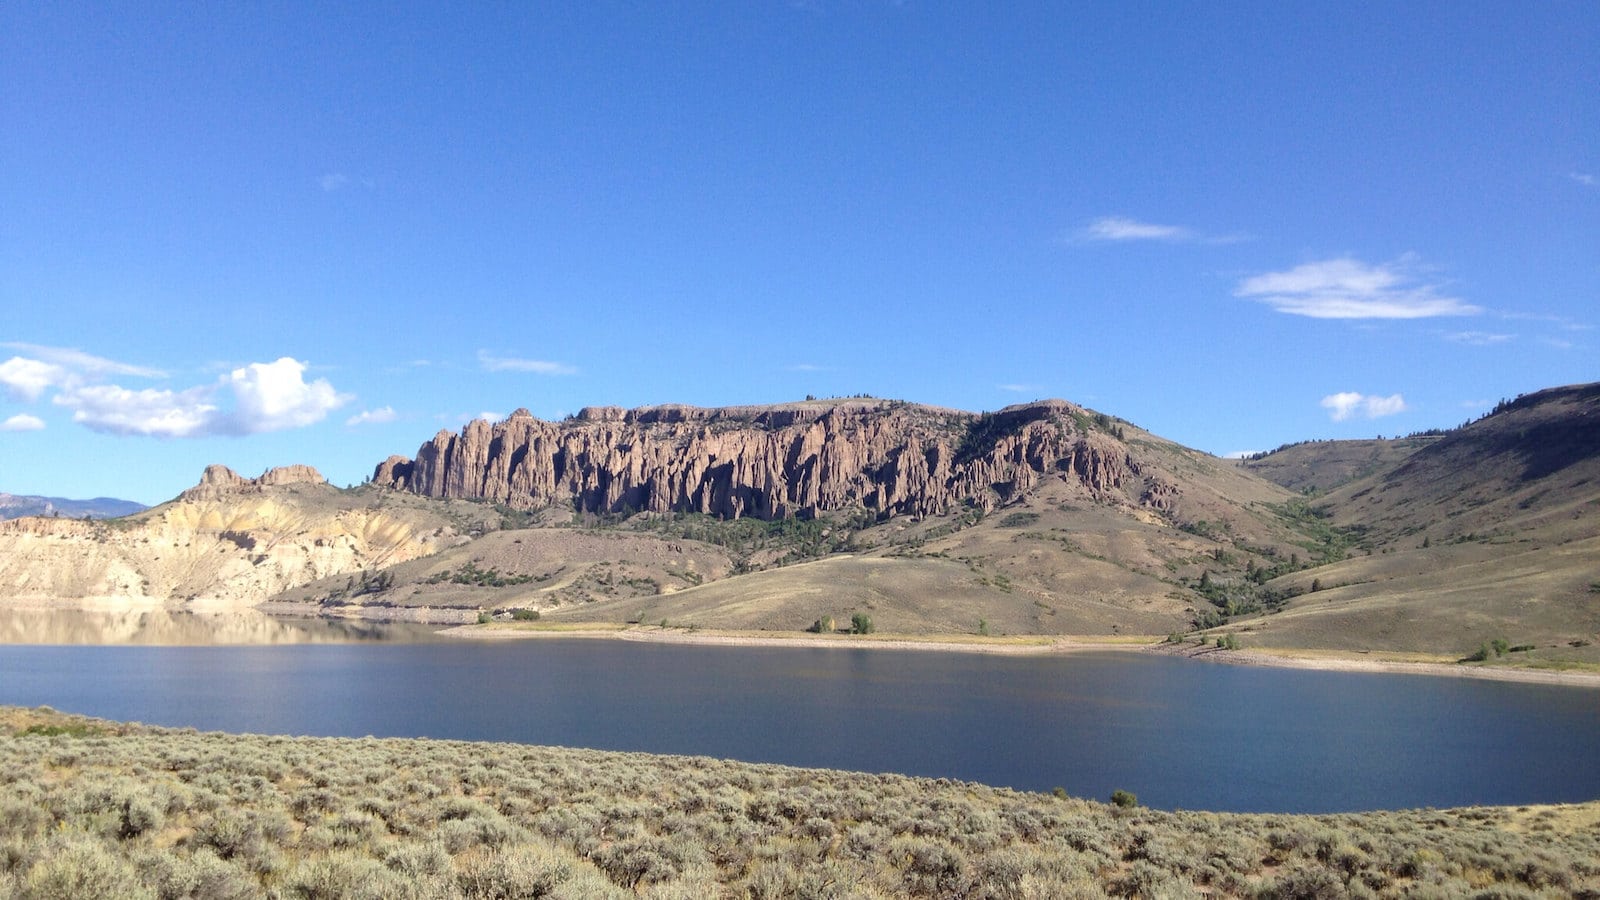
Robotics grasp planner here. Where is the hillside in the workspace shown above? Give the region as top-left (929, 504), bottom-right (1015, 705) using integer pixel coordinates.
top-left (3, 388), bottom-right (1597, 663)
top-left (281, 398), bottom-right (1319, 636)
top-left (1221, 383), bottom-right (1600, 659)
top-left (1236, 434), bottom-right (1443, 494)
top-left (0, 466), bottom-right (495, 608)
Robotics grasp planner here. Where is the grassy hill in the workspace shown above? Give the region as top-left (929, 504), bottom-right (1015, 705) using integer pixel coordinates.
top-left (1234, 435), bottom-right (1444, 494)
top-left (1221, 384), bottom-right (1600, 662)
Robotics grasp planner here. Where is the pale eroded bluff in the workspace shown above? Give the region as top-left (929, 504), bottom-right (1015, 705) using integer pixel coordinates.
top-left (373, 399), bottom-right (1177, 519)
top-left (0, 465), bottom-right (454, 608)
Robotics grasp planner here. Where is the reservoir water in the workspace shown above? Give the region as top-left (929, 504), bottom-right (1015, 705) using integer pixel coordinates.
top-left (1, 612), bottom-right (1597, 814)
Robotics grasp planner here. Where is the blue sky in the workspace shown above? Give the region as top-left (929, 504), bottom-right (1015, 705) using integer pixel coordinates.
top-left (2, 2), bottom-right (1595, 505)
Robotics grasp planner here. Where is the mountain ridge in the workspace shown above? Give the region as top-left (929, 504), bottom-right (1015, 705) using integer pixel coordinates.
top-left (1, 385), bottom-right (1595, 663)
top-left (0, 492), bottom-right (147, 521)
top-left (371, 397), bottom-right (1177, 521)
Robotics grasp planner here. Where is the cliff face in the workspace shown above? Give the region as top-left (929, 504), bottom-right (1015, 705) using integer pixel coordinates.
top-left (374, 399), bottom-right (1171, 519)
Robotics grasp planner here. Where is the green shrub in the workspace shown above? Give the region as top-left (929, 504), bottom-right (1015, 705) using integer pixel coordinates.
top-left (118, 795), bottom-right (164, 840)
top-left (850, 613), bottom-right (874, 635)
top-left (20, 836), bottom-right (151, 900)
top-left (1110, 789), bottom-right (1139, 809)
top-left (284, 851), bottom-right (401, 900)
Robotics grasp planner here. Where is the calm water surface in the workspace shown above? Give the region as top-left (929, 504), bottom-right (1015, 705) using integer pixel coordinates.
top-left (1, 614), bottom-right (1597, 813)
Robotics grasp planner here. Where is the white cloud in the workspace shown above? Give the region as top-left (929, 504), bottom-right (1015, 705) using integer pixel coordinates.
top-left (1238, 257), bottom-right (1479, 319)
top-left (57, 383), bottom-right (221, 437)
top-left (1221, 450), bottom-right (1263, 460)
top-left (0, 357), bottom-right (68, 401)
top-left (223, 358), bottom-right (351, 434)
top-left (478, 350), bottom-right (577, 376)
top-left (346, 406), bottom-right (398, 427)
top-left (320, 173), bottom-right (349, 191)
top-left (787, 363), bottom-right (829, 372)
top-left (1321, 392), bottom-right (1408, 422)
top-left (1570, 172), bottom-right (1598, 189)
top-left (1080, 217), bottom-right (1190, 242)
top-left (39, 355), bottom-right (349, 438)
top-left (0, 413), bottom-right (45, 432)
top-left (998, 383), bottom-right (1040, 393)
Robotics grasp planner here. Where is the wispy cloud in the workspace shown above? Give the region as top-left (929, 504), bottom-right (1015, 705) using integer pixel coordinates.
top-left (478, 350), bottom-right (577, 376)
top-left (1220, 449), bottom-right (1263, 460)
top-left (3, 344), bottom-right (169, 406)
top-left (346, 406), bottom-right (398, 427)
top-left (1321, 392), bottom-right (1408, 422)
top-left (1238, 256), bottom-right (1479, 319)
top-left (1, 343), bottom-right (166, 379)
top-left (787, 363), bottom-right (830, 372)
top-left (1570, 172), bottom-right (1598, 189)
top-left (1077, 216), bottom-right (1248, 245)
top-left (319, 172), bottom-right (376, 192)
top-left (0, 413), bottom-right (45, 432)
top-left (1445, 331), bottom-right (1513, 346)
top-left (1079, 217), bottom-right (1190, 242)
top-left (997, 383), bottom-right (1040, 393)
top-left (1, 344), bottom-right (166, 402)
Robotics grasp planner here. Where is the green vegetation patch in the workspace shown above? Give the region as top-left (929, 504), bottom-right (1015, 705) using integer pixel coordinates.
top-left (425, 561), bottom-right (538, 589)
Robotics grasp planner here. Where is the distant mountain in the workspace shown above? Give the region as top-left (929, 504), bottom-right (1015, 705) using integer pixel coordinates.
top-left (0, 492), bottom-right (146, 521)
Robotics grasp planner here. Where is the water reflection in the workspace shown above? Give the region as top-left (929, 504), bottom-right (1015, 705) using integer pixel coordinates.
top-left (0, 608), bottom-right (443, 645)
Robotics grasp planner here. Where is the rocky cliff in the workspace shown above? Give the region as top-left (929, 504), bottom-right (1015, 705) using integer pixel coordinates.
top-left (373, 399), bottom-right (1176, 520)
top-left (178, 464), bottom-right (328, 501)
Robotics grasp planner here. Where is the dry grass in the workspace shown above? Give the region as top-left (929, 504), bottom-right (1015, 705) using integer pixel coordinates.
top-left (2, 706), bottom-right (1598, 899)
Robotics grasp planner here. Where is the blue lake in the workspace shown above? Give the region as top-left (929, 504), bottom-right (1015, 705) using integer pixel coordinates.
top-left (2, 616), bottom-right (1598, 814)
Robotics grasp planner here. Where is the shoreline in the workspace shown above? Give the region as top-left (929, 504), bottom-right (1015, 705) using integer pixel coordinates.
top-left (440, 622), bottom-right (1600, 687)
top-left (439, 622), bottom-right (1143, 655)
top-left (1144, 640), bottom-right (1600, 688)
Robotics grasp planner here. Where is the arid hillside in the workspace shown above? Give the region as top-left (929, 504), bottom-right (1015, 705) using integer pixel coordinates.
top-left (281, 398), bottom-right (1319, 637)
top-left (0, 466), bottom-right (493, 609)
top-left (1235, 434), bottom-right (1444, 495)
top-left (1222, 383), bottom-right (1600, 659)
